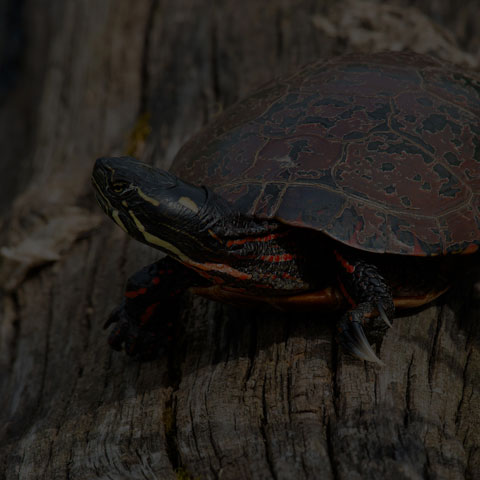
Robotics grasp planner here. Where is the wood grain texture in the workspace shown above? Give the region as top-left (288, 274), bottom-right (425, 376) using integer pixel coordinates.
top-left (0, 1), bottom-right (479, 479)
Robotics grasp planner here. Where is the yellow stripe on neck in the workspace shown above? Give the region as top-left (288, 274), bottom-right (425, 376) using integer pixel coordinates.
top-left (128, 210), bottom-right (190, 262)
top-left (179, 196), bottom-right (199, 213)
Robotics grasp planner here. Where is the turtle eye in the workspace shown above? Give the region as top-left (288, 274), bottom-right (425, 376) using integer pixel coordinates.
top-left (112, 182), bottom-right (128, 193)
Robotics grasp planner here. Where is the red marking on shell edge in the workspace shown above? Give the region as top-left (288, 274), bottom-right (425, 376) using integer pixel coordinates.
top-left (125, 287), bottom-right (147, 298)
top-left (334, 251), bottom-right (355, 274)
top-left (412, 235), bottom-right (425, 256)
top-left (350, 219), bottom-right (364, 246)
top-left (152, 277), bottom-right (161, 285)
top-left (461, 244), bottom-right (479, 254)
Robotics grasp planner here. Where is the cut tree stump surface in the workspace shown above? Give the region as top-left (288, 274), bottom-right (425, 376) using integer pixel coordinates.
top-left (0, 1), bottom-right (479, 479)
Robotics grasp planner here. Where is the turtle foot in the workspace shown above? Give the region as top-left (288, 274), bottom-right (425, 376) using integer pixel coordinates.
top-left (104, 301), bottom-right (173, 360)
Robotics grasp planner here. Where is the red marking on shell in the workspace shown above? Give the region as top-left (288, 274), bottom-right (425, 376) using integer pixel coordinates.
top-left (152, 277), bottom-right (161, 285)
top-left (412, 235), bottom-right (425, 256)
top-left (461, 244), bottom-right (479, 254)
top-left (125, 287), bottom-right (147, 298)
top-left (350, 220), bottom-right (364, 246)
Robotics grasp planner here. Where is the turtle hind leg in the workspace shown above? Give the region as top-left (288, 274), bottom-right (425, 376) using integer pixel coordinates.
top-left (334, 250), bottom-right (395, 364)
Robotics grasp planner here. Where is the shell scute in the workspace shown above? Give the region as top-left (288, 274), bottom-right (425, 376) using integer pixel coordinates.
top-left (172, 52), bottom-right (480, 256)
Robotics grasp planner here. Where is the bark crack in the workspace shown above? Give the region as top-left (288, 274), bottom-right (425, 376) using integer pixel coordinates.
top-left (7, 291), bottom-right (21, 368)
top-left (404, 353), bottom-right (414, 427)
top-left (260, 373), bottom-right (277, 480)
top-left (243, 318), bottom-right (258, 388)
top-left (209, 14), bottom-right (220, 107)
top-left (427, 308), bottom-right (443, 389)
top-left (204, 386), bottom-right (221, 480)
top-left (139, 0), bottom-right (159, 115)
top-left (36, 284), bottom-right (54, 411)
top-left (163, 322), bottom-right (186, 476)
top-left (330, 328), bottom-right (340, 418)
top-left (275, 7), bottom-right (284, 60)
top-left (326, 418), bottom-right (339, 480)
top-left (454, 348), bottom-right (472, 434)
top-left (163, 394), bottom-right (180, 472)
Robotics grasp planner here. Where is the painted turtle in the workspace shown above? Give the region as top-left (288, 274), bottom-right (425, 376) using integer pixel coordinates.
top-left (92, 51), bottom-right (480, 364)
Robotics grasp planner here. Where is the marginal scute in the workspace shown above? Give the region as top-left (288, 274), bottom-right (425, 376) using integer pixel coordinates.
top-left (172, 52), bottom-right (480, 256)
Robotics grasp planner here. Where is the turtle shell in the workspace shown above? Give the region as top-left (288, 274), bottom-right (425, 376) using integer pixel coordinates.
top-left (171, 51), bottom-right (480, 256)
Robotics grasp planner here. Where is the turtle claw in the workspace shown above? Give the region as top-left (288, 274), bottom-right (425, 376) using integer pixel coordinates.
top-left (341, 321), bottom-right (384, 365)
top-left (377, 302), bottom-right (392, 328)
top-left (337, 308), bottom-right (385, 365)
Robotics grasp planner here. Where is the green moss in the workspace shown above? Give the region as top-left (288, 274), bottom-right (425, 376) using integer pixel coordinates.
top-left (163, 406), bottom-right (175, 437)
top-left (175, 467), bottom-right (200, 480)
top-left (126, 112), bottom-right (152, 157)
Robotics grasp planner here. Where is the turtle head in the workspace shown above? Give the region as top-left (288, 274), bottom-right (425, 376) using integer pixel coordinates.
top-left (92, 156), bottom-right (213, 261)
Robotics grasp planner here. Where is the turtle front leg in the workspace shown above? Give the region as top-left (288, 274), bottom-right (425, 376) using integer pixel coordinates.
top-left (105, 257), bottom-right (202, 359)
top-left (334, 250), bottom-right (394, 364)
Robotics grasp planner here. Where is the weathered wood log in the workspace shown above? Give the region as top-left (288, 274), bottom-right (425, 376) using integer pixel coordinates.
top-left (1, 1), bottom-right (479, 479)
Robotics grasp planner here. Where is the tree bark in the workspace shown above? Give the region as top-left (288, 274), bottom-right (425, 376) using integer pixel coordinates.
top-left (1, 1), bottom-right (479, 479)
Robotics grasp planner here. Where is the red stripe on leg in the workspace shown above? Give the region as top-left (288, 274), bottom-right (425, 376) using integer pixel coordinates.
top-left (125, 287), bottom-right (147, 298)
top-left (334, 251), bottom-right (355, 274)
top-left (140, 301), bottom-right (161, 325)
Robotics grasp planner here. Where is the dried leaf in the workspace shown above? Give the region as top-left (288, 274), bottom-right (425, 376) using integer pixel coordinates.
top-left (0, 207), bottom-right (102, 291)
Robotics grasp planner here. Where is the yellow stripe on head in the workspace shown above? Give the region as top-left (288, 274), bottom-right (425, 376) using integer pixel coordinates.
top-left (112, 210), bottom-right (128, 232)
top-left (136, 187), bottom-right (160, 206)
